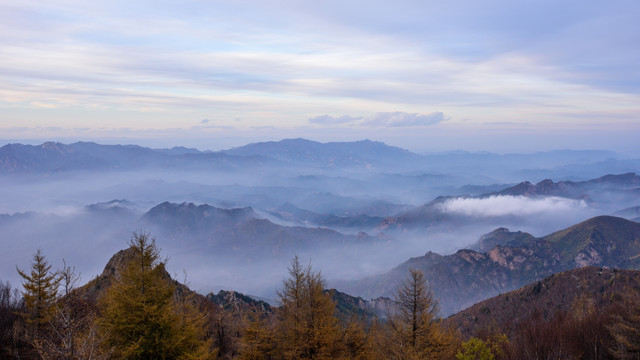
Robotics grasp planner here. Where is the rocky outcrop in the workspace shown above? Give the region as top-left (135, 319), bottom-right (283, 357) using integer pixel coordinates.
top-left (339, 216), bottom-right (640, 316)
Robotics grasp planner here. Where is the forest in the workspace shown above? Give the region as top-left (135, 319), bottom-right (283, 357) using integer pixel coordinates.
top-left (2, 232), bottom-right (640, 360)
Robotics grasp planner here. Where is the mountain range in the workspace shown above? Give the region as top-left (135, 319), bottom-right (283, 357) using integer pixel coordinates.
top-left (1, 140), bottom-right (637, 182)
top-left (2, 138), bottom-right (640, 324)
top-left (336, 215), bottom-right (640, 316)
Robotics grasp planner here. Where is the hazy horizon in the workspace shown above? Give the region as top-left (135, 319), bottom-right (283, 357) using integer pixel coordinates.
top-left (1, 137), bottom-right (639, 158)
top-left (1, 1), bottom-right (639, 154)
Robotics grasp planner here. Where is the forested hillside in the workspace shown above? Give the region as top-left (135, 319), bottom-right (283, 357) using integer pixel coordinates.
top-left (3, 231), bottom-right (640, 359)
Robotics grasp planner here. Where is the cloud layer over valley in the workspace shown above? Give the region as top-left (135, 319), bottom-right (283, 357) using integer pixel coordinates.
top-left (438, 195), bottom-right (589, 218)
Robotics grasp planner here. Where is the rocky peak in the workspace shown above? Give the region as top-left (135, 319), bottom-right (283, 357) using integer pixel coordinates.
top-left (41, 141), bottom-right (74, 154)
top-left (100, 247), bottom-right (137, 280)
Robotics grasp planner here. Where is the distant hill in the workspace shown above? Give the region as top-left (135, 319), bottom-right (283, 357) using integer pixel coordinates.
top-left (268, 202), bottom-right (384, 231)
top-left (207, 290), bottom-right (272, 314)
top-left (1, 140), bottom-right (635, 183)
top-left (139, 201), bottom-right (380, 259)
top-left (491, 172), bottom-right (640, 199)
top-left (379, 173), bottom-right (640, 232)
top-left (468, 227), bottom-right (536, 253)
top-left (325, 289), bottom-right (395, 322)
top-left (0, 141), bottom-right (274, 174)
top-left (223, 138), bottom-right (422, 169)
top-left (339, 216), bottom-right (640, 316)
top-left (445, 266), bottom-right (640, 339)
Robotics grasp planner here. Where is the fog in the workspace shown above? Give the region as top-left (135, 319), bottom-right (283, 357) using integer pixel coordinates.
top-left (1, 141), bottom-right (639, 301)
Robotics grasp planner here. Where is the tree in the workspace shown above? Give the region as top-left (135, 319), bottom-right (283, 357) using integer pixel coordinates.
top-left (456, 338), bottom-right (494, 360)
top-left (609, 288), bottom-right (640, 359)
top-left (386, 268), bottom-right (458, 359)
top-left (0, 279), bottom-right (25, 359)
top-left (99, 232), bottom-right (213, 359)
top-left (33, 260), bottom-right (89, 360)
top-left (238, 309), bottom-right (276, 360)
top-left (342, 316), bottom-right (376, 360)
top-left (17, 248), bottom-right (60, 333)
top-left (457, 334), bottom-right (507, 360)
top-left (274, 256), bottom-right (343, 360)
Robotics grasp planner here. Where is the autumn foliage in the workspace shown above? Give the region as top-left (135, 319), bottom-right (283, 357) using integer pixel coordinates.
top-left (4, 236), bottom-right (640, 359)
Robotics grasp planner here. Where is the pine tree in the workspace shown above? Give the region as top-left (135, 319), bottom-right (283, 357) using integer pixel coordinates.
top-left (17, 248), bottom-right (60, 333)
top-left (274, 256), bottom-right (343, 360)
top-left (342, 316), bottom-right (376, 360)
top-left (238, 310), bottom-right (276, 360)
top-left (99, 232), bottom-right (213, 359)
top-left (386, 268), bottom-right (458, 359)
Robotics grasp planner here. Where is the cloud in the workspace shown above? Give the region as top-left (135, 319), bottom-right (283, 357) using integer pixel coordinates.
top-left (201, 119), bottom-right (211, 124)
top-left (363, 111), bottom-right (447, 127)
top-left (308, 111), bottom-right (448, 127)
top-left (308, 114), bottom-right (362, 125)
top-left (437, 195), bottom-right (588, 218)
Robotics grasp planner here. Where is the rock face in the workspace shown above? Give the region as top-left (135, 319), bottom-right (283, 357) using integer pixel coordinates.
top-left (339, 216), bottom-right (640, 316)
top-left (80, 247), bottom-right (195, 303)
top-left (470, 228), bottom-right (536, 253)
top-left (326, 289), bottom-right (395, 322)
top-left (207, 290), bottom-right (272, 314)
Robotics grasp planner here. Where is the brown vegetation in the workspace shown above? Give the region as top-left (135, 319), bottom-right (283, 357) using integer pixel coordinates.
top-left (4, 234), bottom-right (640, 359)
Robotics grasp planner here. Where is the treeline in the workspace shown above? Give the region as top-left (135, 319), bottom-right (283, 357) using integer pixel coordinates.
top-left (1, 233), bottom-right (640, 359)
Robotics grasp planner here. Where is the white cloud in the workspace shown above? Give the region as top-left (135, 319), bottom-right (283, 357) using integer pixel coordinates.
top-left (308, 114), bottom-right (362, 125)
top-left (438, 195), bottom-right (588, 218)
top-left (362, 111), bottom-right (447, 127)
top-left (1, 0), bottom-right (639, 142)
top-left (308, 111), bottom-right (447, 127)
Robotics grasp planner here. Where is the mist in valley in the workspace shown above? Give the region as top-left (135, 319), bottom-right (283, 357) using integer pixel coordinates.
top-left (2, 141), bottom-right (639, 303)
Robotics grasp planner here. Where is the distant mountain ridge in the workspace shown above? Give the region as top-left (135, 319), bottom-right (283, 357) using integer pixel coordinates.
top-left (490, 172), bottom-right (640, 199)
top-left (379, 173), bottom-right (640, 232)
top-left (139, 201), bottom-right (379, 259)
top-left (0, 139), bottom-right (423, 174)
top-left (1, 140), bottom-right (635, 180)
top-left (223, 138), bottom-right (422, 169)
top-left (338, 215), bottom-right (640, 316)
top-left (0, 141), bottom-right (272, 174)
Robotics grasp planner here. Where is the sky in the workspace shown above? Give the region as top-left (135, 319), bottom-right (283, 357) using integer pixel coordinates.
top-left (1, 0), bottom-right (639, 153)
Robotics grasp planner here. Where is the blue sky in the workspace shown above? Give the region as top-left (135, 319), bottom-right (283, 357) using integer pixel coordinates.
top-left (1, 0), bottom-right (639, 153)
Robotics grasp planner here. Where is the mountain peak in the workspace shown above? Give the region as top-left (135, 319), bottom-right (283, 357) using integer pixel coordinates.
top-left (41, 141), bottom-right (74, 154)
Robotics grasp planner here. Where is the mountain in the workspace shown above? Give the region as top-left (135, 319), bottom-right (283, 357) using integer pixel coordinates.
top-left (338, 216), bottom-right (640, 316)
top-left (0, 142), bottom-right (110, 173)
top-left (378, 173), bottom-right (640, 234)
top-left (325, 289), bottom-right (395, 322)
top-left (140, 201), bottom-right (377, 254)
top-left (223, 138), bottom-right (422, 169)
top-left (377, 196), bottom-right (462, 232)
top-left (80, 246), bottom-right (198, 303)
top-left (207, 290), bottom-right (272, 314)
top-left (269, 202), bottom-right (384, 231)
top-left (491, 172), bottom-right (640, 199)
top-left (614, 205), bottom-right (640, 217)
top-left (0, 141), bottom-right (274, 174)
top-left (585, 172), bottom-right (640, 189)
top-left (84, 199), bottom-right (141, 216)
top-left (81, 244), bottom-right (394, 324)
top-left (493, 179), bottom-right (587, 199)
top-left (445, 266), bottom-right (640, 339)
top-left (468, 227), bottom-right (536, 253)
